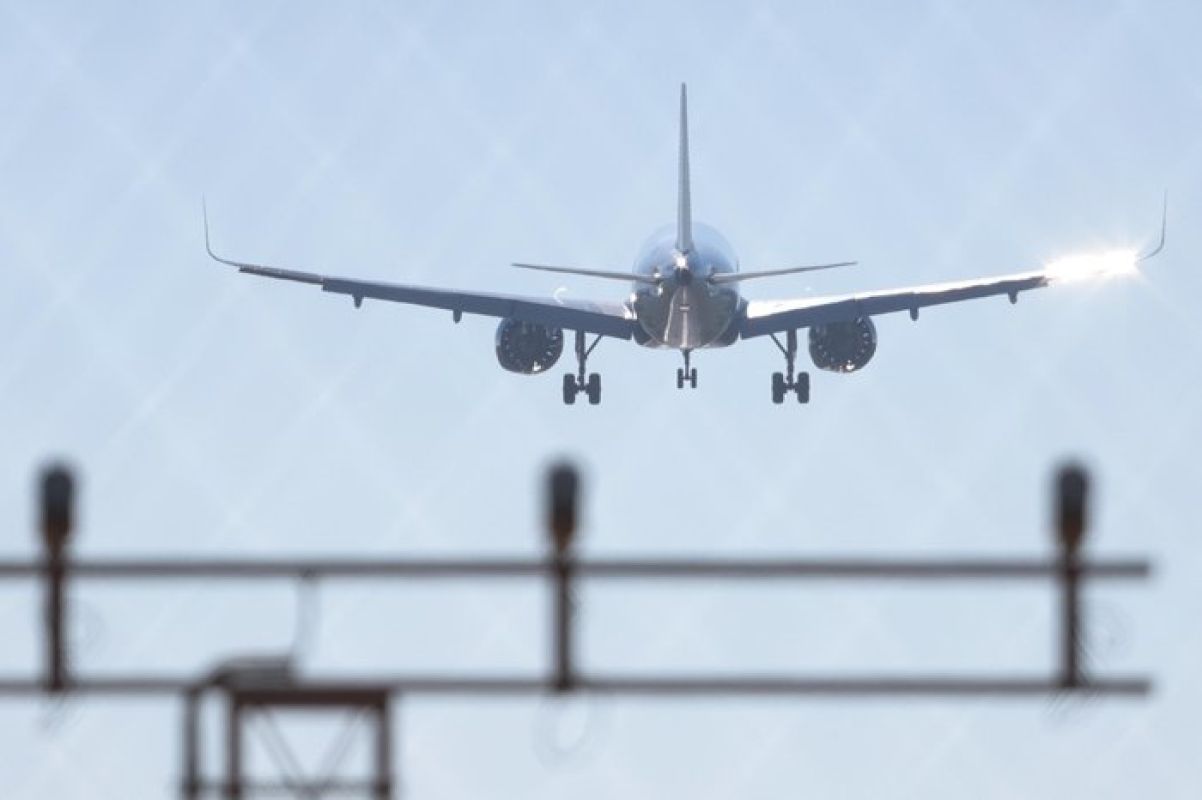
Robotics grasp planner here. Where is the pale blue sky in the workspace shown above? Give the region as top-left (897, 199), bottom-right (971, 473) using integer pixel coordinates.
top-left (0, 1), bottom-right (1199, 797)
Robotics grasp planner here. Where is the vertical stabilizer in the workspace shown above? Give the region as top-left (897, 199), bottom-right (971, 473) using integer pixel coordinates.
top-left (676, 83), bottom-right (694, 254)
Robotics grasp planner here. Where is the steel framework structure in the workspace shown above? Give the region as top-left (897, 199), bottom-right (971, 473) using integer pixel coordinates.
top-left (0, 461), bottom-right (1151, 798)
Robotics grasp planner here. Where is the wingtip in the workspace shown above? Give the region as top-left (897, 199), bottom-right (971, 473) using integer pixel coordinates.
top-left (202, 198), bottom-right (210, 254)
top-left (1139, 191), bottom-right (1167, 262)
top-left (201, 197), bottom-right (222, 262)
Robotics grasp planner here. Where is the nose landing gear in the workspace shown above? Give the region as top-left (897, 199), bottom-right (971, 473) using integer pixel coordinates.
top-left (676, 350), bottom-right (698, 389)
top-left (770, 330), bottom-right (810, 404)
top-left (563, 331), bottom-right (602, 405)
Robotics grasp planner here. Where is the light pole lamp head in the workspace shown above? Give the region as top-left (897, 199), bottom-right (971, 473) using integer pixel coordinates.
top-left (547, 461), bottom-right (579, 554)
top-left (1056, 462), bottom-right (1089, 554)
top-left (40, 463), bottom-right (75, 553)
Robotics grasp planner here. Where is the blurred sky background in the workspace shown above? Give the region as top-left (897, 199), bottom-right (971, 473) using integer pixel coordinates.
top-left (0, 0), bottom-right (1199, 797)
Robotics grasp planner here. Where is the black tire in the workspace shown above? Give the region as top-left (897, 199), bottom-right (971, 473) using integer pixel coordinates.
top-left (586, 373), bottom-right (601, 405)
top-left (562, 374), bottom-right (577, 405)
top-left (771, 372), bottom-right (785, 404)
top-left (689, 368), bottom-right (698, 388)
top-left (676, 368), bottom-right (684, 389)
top-left (796, 372), bottom-right (810, 404)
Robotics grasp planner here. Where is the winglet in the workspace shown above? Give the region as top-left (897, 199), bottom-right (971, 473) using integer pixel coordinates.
top-left (675, 83), bottom-right (693, 254)
top-left (202, 196), bottom-right (217, 259)
top-left (1138, 190), bottom-right (1167, 262)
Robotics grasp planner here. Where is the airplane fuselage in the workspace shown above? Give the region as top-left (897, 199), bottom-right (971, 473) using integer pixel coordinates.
top-left (630, 222), bottom-right (744, 350)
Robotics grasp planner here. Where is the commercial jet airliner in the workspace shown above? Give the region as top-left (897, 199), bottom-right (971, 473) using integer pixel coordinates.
top-left (206, 85), bottom-right (1163, 405)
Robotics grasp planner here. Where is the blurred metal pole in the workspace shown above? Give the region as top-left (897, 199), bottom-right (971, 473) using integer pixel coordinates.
top-left (225, 695), bottom-right (243, 800)
top-left (374, 695), bottom-right (393, 800)
top-left (1056, 463), bottom-right (1088, 689)
top-left (39, 464), bottom-right (73, 693)
top-left (548, 463), bottom-right (578, 693)
top-left (181, 689), bottom-right (202, 800)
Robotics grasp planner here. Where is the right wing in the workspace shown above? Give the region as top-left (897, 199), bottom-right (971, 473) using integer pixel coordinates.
top-left (743, 197), bottom-right (1165, 338)
top-left (206, 216), bottom-right (637, 340)
top-left (741, 269), bottom-right (1052, 338)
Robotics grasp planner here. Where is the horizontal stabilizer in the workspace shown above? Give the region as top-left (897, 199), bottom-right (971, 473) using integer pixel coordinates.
top-left (709, 261), bottom-right (857, 285)
top-left (512, 262), bottom-right (660, 285)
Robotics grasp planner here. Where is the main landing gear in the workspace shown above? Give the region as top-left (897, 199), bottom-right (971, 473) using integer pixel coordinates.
top-left (770, 330), bottom-right (810, 404)
top-left (676, 350), bottom-right (698, 389)
top-left (563, 330), bottom-right (602, 405)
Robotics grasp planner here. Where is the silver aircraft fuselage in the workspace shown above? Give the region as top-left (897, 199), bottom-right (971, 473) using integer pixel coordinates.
top-left (630, 222), bottom-right (744, 350)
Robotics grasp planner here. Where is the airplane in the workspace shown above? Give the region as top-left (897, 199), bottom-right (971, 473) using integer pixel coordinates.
top-left (206, 84), bottom-right (1164, 406)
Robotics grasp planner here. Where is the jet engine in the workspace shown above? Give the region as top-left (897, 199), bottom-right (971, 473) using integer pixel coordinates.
top-left (495, 319), bottom-right (564, 374)
top-left (808, 317), bottom-right (877, 373)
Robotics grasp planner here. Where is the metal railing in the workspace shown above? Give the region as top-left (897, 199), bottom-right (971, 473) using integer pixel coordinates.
top-left (0, 459), bottom-right (1152, 798)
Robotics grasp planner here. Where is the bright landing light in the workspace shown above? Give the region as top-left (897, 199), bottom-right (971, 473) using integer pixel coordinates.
top-left (1044, 249), bottom-right (1140, 283)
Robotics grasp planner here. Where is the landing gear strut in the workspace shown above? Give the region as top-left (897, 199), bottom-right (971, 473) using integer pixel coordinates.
top-left (676, 350), bottom-right (698, 389)
top-left (563, 330), bottom-right (602, 405)
top-left (770, 330), bottom-right (810, 404)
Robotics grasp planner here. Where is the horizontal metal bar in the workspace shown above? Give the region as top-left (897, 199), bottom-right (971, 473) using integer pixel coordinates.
top-left (186, 781), bottom-right (386, 797)
top-left (0, 557), bottom-right (1152, 581)
top-left (0, 673), bottom-right (1152, 698)
top-left (186, 783), bottom-right (389, 792)
top-left (233, 687), bottom-right (390, 708)
top-left (580, 676), bottom-right (1153, 697)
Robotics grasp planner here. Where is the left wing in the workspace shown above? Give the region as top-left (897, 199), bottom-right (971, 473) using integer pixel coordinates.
top-left (206, 214), bottom-right (637, 340)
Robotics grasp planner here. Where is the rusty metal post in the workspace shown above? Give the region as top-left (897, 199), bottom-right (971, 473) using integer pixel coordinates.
top-left (374, 695), bottom-right (394, 800)
top-left (547, 462), bottom-right (579, 692)
top-left (1056, 463), bottom-right (1088, 689)
top-left (225, 695), bottom-right (243, 800)
top-left (181, 688), bottom-right (202, 800)
top-left (39, 464), bottom-right (74, 693)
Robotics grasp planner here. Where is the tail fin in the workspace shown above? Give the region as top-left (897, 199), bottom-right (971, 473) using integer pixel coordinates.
top-left (676, 83), bottom-right (693, 254)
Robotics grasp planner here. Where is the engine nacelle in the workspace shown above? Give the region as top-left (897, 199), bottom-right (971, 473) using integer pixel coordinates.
top-left (495, 319), bottom-right (564, 374)
top-left (808, 317), bottom-right (877, 373)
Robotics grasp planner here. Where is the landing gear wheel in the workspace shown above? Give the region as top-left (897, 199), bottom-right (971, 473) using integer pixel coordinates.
top-left (563, 331), bottom-right (603, 405)
top-left (771, 372), bottom-right (786, 404)
top-left (796, 372), bottom-right (810, 404)
top-left (677, 351), bottom-right (699, 390)
top-left (770, 330), bottom-right (811, 406)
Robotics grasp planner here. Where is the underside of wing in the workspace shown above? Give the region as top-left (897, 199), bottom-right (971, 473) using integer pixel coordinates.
top-left (205, 212), bottom-right (636, 339)
top-left (321, 276), bottom-right (637, 338)
top-left (226, 262), bottom-right (636, 338)
top-left (741, 202), bottom-right (1163, 339)
top-left (741, 270), bottom-right (1052, 338)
